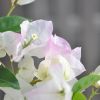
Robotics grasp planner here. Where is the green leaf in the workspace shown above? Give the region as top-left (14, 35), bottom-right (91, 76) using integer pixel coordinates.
top-left (0, 16), bottom-right (26, 32)
top-left (72, 92), bottom-right (86, 100)
top-left (72, 74), bottom-right (100, 94)
top-left (0, 65), bottom-right (20, 89)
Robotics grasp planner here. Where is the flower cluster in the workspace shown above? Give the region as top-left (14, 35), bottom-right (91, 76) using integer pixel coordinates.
top-left (0, 20), bottom-right (86, 100)
top-left (0, 0), bottom-right (100, 100)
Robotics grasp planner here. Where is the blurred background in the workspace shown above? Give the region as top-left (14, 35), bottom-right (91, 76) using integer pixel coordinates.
top-left (0, 0), bottom-right (100, 99)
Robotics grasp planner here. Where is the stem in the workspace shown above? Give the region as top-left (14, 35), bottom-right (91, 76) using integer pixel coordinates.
top-left (7, 5), bottom-right (16, 16)
top-left (7, 0), bottom-right (18, 16)
top-left (88, 88), bottom-right (95, 100)
top-left (88, 88), bottom-right (99, 100)
top-left (11, 61), bottom-right (14, 74)
top-left (9, 56), bottom-right (15, 74)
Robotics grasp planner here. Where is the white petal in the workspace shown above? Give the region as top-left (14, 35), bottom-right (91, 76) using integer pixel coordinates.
top-left (0, 87), bottom-right (24, 100)
top-left (0, 34), bottom-right (4, 49)
top-left (64, 83), bottom-right (72, 100)
top-left (49, 55), bottom-right (75, 81)
top-left (66, 54), bottom-right (86, 78)
top-left (12, 42), bottom-right (47, 61)
top-left (23, 43), bottom-right (47, 58)
top-left (3, 31), bottom-right (21, 56)
top-left (18, 56), bottom-right (35, 70)
top-left (11, 0), bottom-right (35, 5)
top-left (17, 69), bottom-right (35, 83)
top-left (16, 75), bottom-right (33, 93)
top-left (35, 60), bottom-right (50, 80)
top-left (20, 20), bottom-right (30, 39)
top-left (18, 0), bottom-right (35, 5)
top-left (72, 47), bottom-right (81, 60)
top-left (25, 80), bottom-right (64, 100)
top-left (31, 20), bottom-right (53, 43)
top-left (17, 56), bottom-right (36, 82)
top-left (26, 93), bottom-right (63, 100)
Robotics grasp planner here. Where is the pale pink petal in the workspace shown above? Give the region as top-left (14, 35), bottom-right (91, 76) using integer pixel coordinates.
top-left (19, 20), bottom-right (53, 58)
top-left (66, 54), bottom-right (86, 78)
top-left (45, 35), bottom-right (71, 57)
top-left (72, 47), bottom-right (81, 60)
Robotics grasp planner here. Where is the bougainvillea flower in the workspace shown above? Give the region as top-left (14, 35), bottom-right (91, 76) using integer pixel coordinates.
top-left (35, 35), bottom-right (85, 81)
top-left (47, 35), bottom-right (85, 77)
top-left (14, 20), bottom-right (53, 62)
top-left (2, 20), bottom-right (53, 62)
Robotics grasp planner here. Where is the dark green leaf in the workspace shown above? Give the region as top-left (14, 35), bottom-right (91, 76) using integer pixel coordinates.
top-left (0, 16), bottom-right (26, 32)
top-left (0, 65), bottom-right (20, 89)
top-left (72, 74), bottom-right (100, 94)
top-left (72, 92), bottom-right (86, 100)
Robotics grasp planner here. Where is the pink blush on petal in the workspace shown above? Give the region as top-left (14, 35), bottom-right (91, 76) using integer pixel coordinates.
top-left (45, 35), bottom-right (71, 56)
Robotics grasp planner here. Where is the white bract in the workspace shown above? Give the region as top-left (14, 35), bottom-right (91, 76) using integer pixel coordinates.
top-left (0, 34), bottom-right (6, 58)
top-left (0, 19), bottom-right (86, 100)
top-left (35, 35), bottom-right (85, 81)
top-left (3, 31), bottom-right (21, 57)
top-left (35, 55), bottom-right (74, 81)
top-left (11, 0), bottom-right (35, 6)
top-left (17, 56), bottom-right (36, 83)
top-left (0, 31), bottom-right (21, 58)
